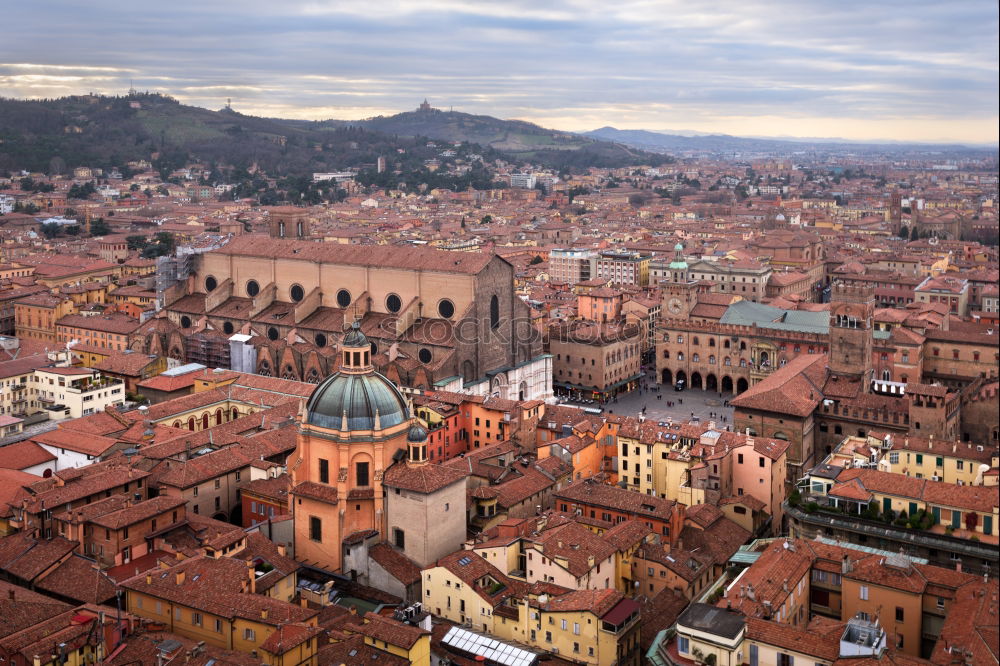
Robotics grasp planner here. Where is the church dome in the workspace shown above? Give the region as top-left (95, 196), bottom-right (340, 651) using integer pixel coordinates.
top-left (407, 423), bottom-right (428, 442)
top-left (305, 370), bottom-right (408, 431)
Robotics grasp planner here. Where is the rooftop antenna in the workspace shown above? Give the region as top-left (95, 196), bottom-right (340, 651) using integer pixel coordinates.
top-left (226, 97), bottom-right (232, 110)
top-left (129, 79), bottom-right (136, 96)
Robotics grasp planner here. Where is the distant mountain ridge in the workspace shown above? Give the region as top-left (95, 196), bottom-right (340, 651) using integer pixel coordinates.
top-left (583, 126), bottom-right (995, 154)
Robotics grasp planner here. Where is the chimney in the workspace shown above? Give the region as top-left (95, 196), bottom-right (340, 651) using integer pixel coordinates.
top-left (842, 555), bottom-right (852, 575)
top-left (587, 555), bottom-right (595, 569)
top-left (747, 584), bottom-right (756, 601)
top-left (175, 571), bottom-right (185, 585)
top-left (261, 609), bottom-right (268, 620)
top-left (276, 544), bottom-right (286, 557)
top-left (782, 579), bottom-right (789, 593)
top-left (146, 574), bottom-right (152, 584)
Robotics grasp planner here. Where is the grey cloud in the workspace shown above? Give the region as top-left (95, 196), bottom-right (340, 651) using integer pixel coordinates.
top-left (3, 0), bottom-right (996, 141)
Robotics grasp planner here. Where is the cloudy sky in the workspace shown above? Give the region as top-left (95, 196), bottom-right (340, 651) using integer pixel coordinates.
top-left (4, 0), bottom-right (997, 143)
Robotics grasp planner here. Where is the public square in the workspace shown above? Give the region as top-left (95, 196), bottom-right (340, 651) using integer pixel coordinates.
top-left (560, 366), bottom-right (736, 429)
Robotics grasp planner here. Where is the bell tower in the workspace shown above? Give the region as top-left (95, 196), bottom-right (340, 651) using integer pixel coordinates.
top-left (828, 281), bottom-right (875, 385)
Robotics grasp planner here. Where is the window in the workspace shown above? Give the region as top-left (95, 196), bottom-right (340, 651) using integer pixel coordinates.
top-left (393, 527), bottom-right (405, 550)
top-left (678, 636), bottom-right (689, 654)
top-left (244, 628), bottom-right (255, 641)
top-left (191, 612), bottom-right (202, 627)
top-left (309, 516), bottom-right (322, 542)
top-left (356, 461), bottom-right (370, 487)
top-left (860, 585), bottom-right (869, 600)
top-left (490, 295), bottom-right (501, 329)
top-left (214, 618), bottom-right (222, 633)
top-left (319, 458), bottom-right (329, 484)
top-left (895, 607), bottom-right (904, 622)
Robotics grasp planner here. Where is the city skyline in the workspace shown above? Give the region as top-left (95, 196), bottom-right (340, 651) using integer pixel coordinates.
top-left (3, 0), bottom-right (998, 144)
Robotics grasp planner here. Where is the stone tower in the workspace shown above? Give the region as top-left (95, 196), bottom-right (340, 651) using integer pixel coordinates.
top-left (890, 190), bottom-right (903, 237)
top-left (267, 206), bottom-right (310, 240)
top-left (828, 281), bottom-right (875, 385)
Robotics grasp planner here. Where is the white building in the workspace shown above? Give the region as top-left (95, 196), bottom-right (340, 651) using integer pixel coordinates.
top-left (509, 173), bottom-right (537, 189)
top-left (32, 367), bottom-right (125, 420)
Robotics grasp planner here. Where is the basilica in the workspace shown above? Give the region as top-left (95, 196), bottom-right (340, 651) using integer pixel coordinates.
top-left (290, 321), bottom-right (466, 575)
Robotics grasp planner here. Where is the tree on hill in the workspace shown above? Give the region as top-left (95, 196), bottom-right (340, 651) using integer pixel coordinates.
top-left (90, 217), bottom-right (111, 236)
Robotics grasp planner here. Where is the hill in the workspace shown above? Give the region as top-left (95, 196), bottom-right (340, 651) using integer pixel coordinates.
top-left (332, 108), bottom-right (672, 169)
top-left (0, 94), bottom-right (448, 176)
top-left (0, 95), bottom-right (670, 177)
top-left (584, 126), bottom-right (994, 157)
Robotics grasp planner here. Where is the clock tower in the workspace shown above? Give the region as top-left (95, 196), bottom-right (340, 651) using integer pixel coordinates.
top-left (661, 243), bottom-right (697, 319)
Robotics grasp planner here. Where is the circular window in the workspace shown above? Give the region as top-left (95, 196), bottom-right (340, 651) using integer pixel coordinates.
top-left (223, 321), bottom-right (234, 334)
top-left (438, 299), bottom-right (455, 319)
top-left (205, 276), bottom-right (217, 292)
top-left (246, 280), bottom-right (260, 298)
top-left (386, 293), bottom-right (402, 313)
top-left (267, 327), bottom-right (279, 341)
top-left (370, 341), bottom-right (378, 355)
top-left (418, 348), bottom-right (433, 363)
top-left (290, 284), bottom-right (305, 303)
top-left (315, 333), bottom-right (327, 348)
top-left (336, 289), bottom-right (351, 308)
top-left (180, 315), bottom-right (192, 329)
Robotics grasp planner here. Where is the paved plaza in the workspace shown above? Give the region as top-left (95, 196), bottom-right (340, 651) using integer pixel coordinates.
top-left (559, 367), bottom-right (736, 429)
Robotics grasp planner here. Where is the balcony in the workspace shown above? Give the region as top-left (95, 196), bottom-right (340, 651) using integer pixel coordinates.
top-left (785, 501), bottom-right (999, 564)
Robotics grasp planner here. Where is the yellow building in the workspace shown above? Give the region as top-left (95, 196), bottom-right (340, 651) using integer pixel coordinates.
top-left (422, 551), bottom-right (642, 664)
top-left (875, 434), bottom-right (997, 485)
top-left (342, 612), bottom-right (431, 666)
top-left (120, 555), bottom-right (321, 663)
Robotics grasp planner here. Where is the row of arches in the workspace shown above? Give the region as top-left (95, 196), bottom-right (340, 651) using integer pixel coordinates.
top-left (661, 369), bottom-right (749, 395)
top-left (170, 406), bottom-right (252, 432)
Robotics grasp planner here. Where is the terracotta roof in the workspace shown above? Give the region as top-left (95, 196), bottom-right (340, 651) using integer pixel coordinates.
top-left (554, 478), bottom-right (678, 522)
top-left (30, 428), bottom-right (119, 457)
top-left (119, 555), bottom-right (318, 625)
top-left (345, 612), bottom-right (429, 650)
top-left (730, 354), bottom-right (827, 418)
top-left (382, 460), bottom-right (466, 494)
top-left (214, 235), bottom-right (497, 275)
top-left (0, 441), bottom-right (54, 470)
top-left (368, 542), bottom-right (422, 585)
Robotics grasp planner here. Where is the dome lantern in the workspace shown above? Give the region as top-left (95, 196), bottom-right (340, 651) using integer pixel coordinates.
top-left (407, 423), bottom-right (429, 464)
top-left (303, 319), bottom-right (409, 434)
top-left (340, 319), bottom-right (372, 374)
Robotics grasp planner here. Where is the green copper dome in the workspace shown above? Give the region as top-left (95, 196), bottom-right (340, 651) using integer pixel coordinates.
top-left (668, 242), bottom-right (688, 270)
top-left (305, 371), bottom-right (408, 431)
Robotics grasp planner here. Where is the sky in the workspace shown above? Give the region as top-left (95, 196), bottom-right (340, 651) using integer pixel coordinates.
top-left (3, 1), bottom-right (998, 144)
